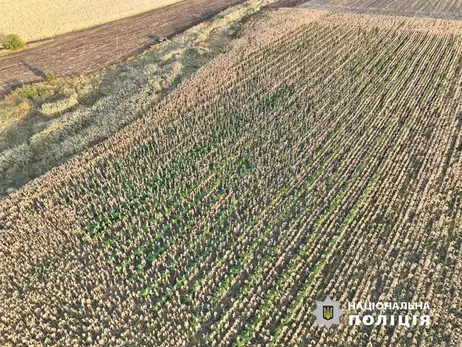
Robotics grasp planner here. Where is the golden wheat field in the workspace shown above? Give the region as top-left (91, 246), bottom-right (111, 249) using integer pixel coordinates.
top-left (0, 0), bottom-right (181, 43)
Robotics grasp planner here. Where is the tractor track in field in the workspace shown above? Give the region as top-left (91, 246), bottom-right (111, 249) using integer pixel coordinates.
top-left (0, 0), bottom-right (245, 96)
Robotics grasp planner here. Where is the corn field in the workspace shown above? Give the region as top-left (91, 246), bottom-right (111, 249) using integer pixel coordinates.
top-left (0, 9), bottom-right (461, 346)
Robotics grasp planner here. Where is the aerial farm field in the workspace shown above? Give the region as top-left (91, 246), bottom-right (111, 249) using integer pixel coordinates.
top-left (304, 0), bottom-right (462, 18)
top-left (0, 0), bottom-right (245, 94)
top-left (0, 0), bottom-right (265, 196)
top-left (1, 7), bottom-right (461, 346)
top-left (0, 0), bottom-right (182, 43)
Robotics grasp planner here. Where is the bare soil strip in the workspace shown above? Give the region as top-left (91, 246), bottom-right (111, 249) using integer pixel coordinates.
top-left (0, 0), bottom-right (244, 96)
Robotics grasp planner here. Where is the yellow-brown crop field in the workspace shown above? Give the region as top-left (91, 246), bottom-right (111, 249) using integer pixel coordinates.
top-left (305, 0), bottom-right (462, 19)
top-left (0, 0), bottom-right (182, 43)
top-left (0, 8), bottom-right (461, 346)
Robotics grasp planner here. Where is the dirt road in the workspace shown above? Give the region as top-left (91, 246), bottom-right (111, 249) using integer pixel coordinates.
top-left (0, 0), bottom-right (243, 95)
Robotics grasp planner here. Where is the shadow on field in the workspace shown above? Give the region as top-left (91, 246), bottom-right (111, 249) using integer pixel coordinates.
top-left (23, 62), bottom-right (47, 80)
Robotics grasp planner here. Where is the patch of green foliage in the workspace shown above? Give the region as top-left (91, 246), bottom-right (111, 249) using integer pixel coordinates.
top-left (4, 34), bottom-right (26, 50)
top-left (46, 72), bottom-right (56, 82)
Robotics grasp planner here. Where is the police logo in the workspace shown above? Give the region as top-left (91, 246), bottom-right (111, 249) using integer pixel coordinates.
top-left (312, 296), bottom-right (344, 328)
top-left (323, 305), bottom-right (333, 320)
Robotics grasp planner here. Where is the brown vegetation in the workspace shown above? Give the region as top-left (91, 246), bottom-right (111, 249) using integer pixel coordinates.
top-left (0, 8), bottom-right (461, 346)
top-left (304, 0), bottom-right (462, 19)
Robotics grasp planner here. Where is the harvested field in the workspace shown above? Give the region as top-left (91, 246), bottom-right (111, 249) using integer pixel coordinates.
top-left (1, 8), bottom-right (461, 346)
top-left (303, 0), bottom-right (462, 19)
top-left (0, 0), bottom-right (181, 43)
top-left (0, 0), bottom-right (244, 95)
